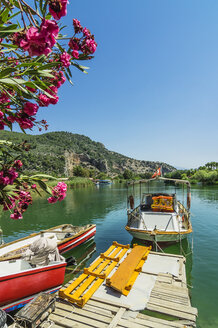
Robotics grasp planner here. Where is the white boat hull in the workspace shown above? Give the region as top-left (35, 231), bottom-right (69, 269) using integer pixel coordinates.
top-left (125, 227), bottom-right (189, 242)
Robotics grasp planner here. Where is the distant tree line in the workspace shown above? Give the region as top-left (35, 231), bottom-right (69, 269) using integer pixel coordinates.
top-left (165, 162), bottom-right (218, 185)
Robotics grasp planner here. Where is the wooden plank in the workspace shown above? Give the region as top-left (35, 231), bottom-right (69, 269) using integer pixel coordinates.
top-left (49, 313), bottom-right (90, 328)
top-left (91, 296), bottom-right (131, 309)
top-left (121, 316), bottom-right (176, 328)
top-left (148, 298), bottom-right (197, 316)
top-left (137, 313), bottom-right (186, 328)
top-left (118, 318), bottom-right (151, 328)
top-left (51, 308), bottom-right (108, 328)
top-left (146, 303), bottom-right (196, 322)
top-left (152, 286), bottom-right (189, 297)
top-left (56, 300), bottom-right (113, 318)
top-left (107, 246), bottom-right (150, 294)
top-left (153, 283), bottom-right (189, 294)
top-left (150, 293), bottom-right (189, 306)
top-left (88, 299), bottom-right (121, 312)
top-left (54, 306), bottom-right (111, 324)
top-left (108, 308), bottom-right (126, 328)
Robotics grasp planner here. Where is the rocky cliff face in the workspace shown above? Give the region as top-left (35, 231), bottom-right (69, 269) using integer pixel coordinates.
top-left (64, 151), bottom-right (174, 177)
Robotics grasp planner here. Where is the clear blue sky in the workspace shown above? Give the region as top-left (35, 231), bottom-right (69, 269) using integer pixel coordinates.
top-left (30, 1), bottom-right (218, 168)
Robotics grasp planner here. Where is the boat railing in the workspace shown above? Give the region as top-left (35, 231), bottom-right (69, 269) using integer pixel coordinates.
top-left (127, 207), bottom-right (148, 230)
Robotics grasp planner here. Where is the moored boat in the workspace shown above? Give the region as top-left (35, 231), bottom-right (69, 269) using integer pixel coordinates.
top-left (0, 223), bottom-right (96, 261)
top-left (0, 237), bottom-right (66, 311)
top-left (125, 177), bottom-right (192, 243)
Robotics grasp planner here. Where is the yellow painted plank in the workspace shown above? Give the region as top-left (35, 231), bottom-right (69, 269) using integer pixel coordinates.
top-left (107, 246), bottom-right (151, 294)
top-left (59, 242), bottom-right (129, 307)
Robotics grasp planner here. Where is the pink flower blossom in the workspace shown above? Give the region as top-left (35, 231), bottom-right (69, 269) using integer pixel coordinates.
top-left (48, 196), bottom-right (58, 203)
top-left (10, 211), bottom-right (23, 220)
top-left (19, 20), bottom-right (59, 57)
top-left (26, 86), bottom-right (37, 93)
top-left (0, 111), bottom-right (3, 119)
top-left (68, 38), bottom-right (80, 50)
top-left (14, 160), bottom-right (23, 168)
top-left (60, 52), bottom-right (71, 67)
top-left (31, 184), bottom-right (37, 189)
top-left (83, 27), bottom-right (91, 37)
top-left (23, 102), bottom-right (39, 116)
top-left (49, 95), bottom-right (59, 105)
top-left (73, 19), bottom-right (83, 33)
top-left (47, 182), bottom-right (67, 203)
top-left (49, 0), bottom-right (68, 20)
top-left (82, 38), bottom-right (97, 54)
top-left (17, 117), bottom-right (34, 129)
top-left (38, 94), bottom-right (51, 107)
top-left (72, 50), bottom-right (79, 59)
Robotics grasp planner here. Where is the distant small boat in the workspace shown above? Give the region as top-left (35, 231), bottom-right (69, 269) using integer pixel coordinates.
top-left (0, 237), bottom-right (66, 312)
top-left (126, 177), bottom-right (192, 243)
top-left (0, 224), bottom-right (96, 261)
top-left (99, 180), bottom-right (112, 184)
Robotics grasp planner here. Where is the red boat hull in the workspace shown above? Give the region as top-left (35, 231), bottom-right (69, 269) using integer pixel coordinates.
top-left (0, 262), bottom-right (66, 306)
top-left (58, 225), bottom-right (96, 254)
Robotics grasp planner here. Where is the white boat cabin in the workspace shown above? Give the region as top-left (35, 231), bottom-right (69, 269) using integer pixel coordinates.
top-left (130, 193), bottom-right (186, 232)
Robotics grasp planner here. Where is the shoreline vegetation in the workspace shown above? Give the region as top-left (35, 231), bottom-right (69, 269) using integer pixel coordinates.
top-left (37, 161), bottom-right (218, 190)
top-left (42, 164), bottom-right (218, 191)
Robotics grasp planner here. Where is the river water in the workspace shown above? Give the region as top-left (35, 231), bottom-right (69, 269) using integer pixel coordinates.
top-left (1, 182), bottom-right (217, 327)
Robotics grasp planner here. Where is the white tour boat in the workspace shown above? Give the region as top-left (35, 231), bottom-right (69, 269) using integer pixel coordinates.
top-left (125, 177), bottom-right (192, 243)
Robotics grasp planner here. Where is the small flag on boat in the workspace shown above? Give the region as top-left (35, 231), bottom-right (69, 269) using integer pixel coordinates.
top-left (152, 167), bottom-right (162, 178)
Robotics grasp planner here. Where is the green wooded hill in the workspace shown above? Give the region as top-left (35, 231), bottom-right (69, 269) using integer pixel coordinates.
top-left (0, 131), bottom-right (175, 177)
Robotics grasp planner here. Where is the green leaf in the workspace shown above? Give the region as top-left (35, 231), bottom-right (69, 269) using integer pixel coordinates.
top-left (30, 174), bottom-right (57, 180)
top-left (0, 77), bottom-right (26, 85)
top-left (0, 67), bottom-right (16, 78)
top-left (0, 8), bottom-right (10, 24)
top-left (36, 180), bottom-right (52, 195)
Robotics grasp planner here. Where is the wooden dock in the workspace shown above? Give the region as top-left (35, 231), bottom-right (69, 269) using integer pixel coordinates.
top-left (9, 249), bottom-right (197, 328)
top-left (39, 251), bottom-right (197, 328)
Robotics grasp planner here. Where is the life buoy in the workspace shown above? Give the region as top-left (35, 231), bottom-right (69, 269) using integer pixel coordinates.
top-left (129, 195), bottom-right (134, 209)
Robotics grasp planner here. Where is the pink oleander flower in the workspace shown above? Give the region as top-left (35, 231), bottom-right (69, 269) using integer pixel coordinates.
top-left (7, 115), bottom-right (16, 123)
top-left (49, 0), bottom-right (68, 20)
top-left (72, 50), bottom-right (79, 59)
top-left (0, 111), bottom-right (3, 119)
top-left (73, 19), bottom-right (83, 33)
top-left (83, 27), bottom-right (91, 37)
top-left (19, 20), bottom-right (59, 57)
top-left (0, 93), bottom-right (9, 103)
top-left (0, 123), bottom-right (4, 130)
top-left (38, 94), bottom-right (51, 107)
top-left (17, 117), bottom-right (34, 129)
top-left (7, 167), bottom-right (19, 184)
top-left (31, 184), bottom-right (37, 189)
top-left (82, 38), bottom-right (97, 55)
top-left (10, 211), bottom-right (23, 220)
top-left (48, 196), bottom-right (58, 203)
top-left (60, 52), bottom-right (71, 67)
top-left (14, 160), bottom-right (23, 169)
top-left (46, 85), bottom-right (58, 95)
top-left (48, 182), bottom-right (67, 203)
top-left (23, 102), bottom-right (39, 116)
top-left (49, 95), bottom-right (59, 105)
top-left (68, 38), bottom-right (80, 50)
top-left (26, 86), bottom-right (37, 93)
